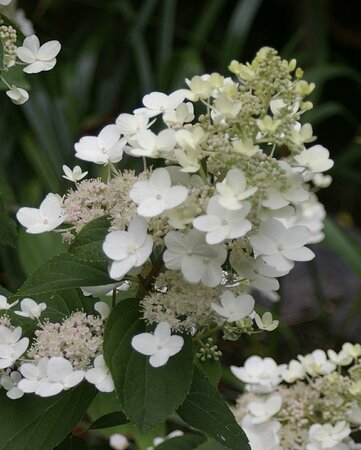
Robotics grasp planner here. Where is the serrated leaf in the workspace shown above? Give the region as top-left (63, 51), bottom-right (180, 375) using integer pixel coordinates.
top-left (89, 411), bottom-right (128, 430)
top-left (197, 358), bottom-right (222, 387)
top-left (104, 299), bottom-right (194, 433)
top-left (0, 384), bottom-right (95, 450)
top-left (157, 434), bottom-right (206, 449)
top-left (178, 368), bottom-right (250, 450)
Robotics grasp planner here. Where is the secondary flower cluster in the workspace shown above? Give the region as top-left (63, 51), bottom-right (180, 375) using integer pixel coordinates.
top-left (232, 344), bottom-right (361, 450)
top-left (16, 47), bottom-right (333, 366)
top-left (0, 0), bottom-right (60, 104)
top-left (0, 294), bottom-right (114, 399)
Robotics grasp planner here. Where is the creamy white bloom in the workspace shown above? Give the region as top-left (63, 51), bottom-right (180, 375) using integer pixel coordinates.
top-left (18, 357), bottom-right (49, 394)
top-left (327, 349), bottom-right (353, 367)
top-left (253, 312), bottom-right (279, 331)
top-left (278, 196), bottom-right (326, 244)
top-left (132, 322), bottom-right (184, 368)
top-left (281, 359), bottom-right (306, 383)
top-left (241, 415), bottom-right (282, 450)
top-left (212, 95), bottom-right (242, 122)
top-left (313, 173), bottom-right (332, 188)
top-left (126, 129), bottom-right (176, 158)
top-left (75, 125), bottom-right (126, 165)
top-left (0, 371), bottom-right (24, 399)
top-left (249, 219), bottom-right (314, 272)
top-left (307, 421), bottom-right (350, 450)
top-left (184, 75), bottom-right (213, 100)
top-left (163, 229), bottom-right (227, 287)
top-left (261, 161), bottom-right (309, 210)
top-left (175, 126), bottom-right (206, 151)
top-left (232, 138), bottom-right (260, 157)
top-left (162, 102), bottom-right (194, 127)
top-left (193, 197), bottom-right (252, 244)
top-left (33, 357), bottom-right (84, 397)
top-left (0, 295), bottom-right (18, 310)
top-left (116, 112), bottom-right (151, 137)
top-left (16, 193), bottom-right (65, 234)
top-left (0, 325), bottom-right (29, 369)
top-left (109, 434), bottom-right (129, 450)
top-left (295, 145), bottom-right (334, 173)
top-left (342, 343), bottom-right (361, 360)
top-left (230, 254), bottom-right (287, 292)
top-left (6, 85), bottom-right (29, 105)
top-left (211, 291), bottom-right (255, 323)
top-left (85, 355), bottom-right (114, 392)
top-left (216, 168), bottom-right (257, 210)
top-left (135, 90), bottom-right (187, 117)
top-left (16, 35), bottom-right (61, 74)
top-left (62, 165), bottom-right (88, 182)
top-left (290, 122), bottom-right (315, 147)
top-left (94, 301), bottom-right (111, 319)
top-left (129, 168), bottom-right (188, 217)
top-left (248, 394), bottom-right (282, 424)
top-left (14, 298), bottom-right (46, 320)
top-left (298, 349), bottom-right (336, 377)
top-left (231, 356), bottom-right (285, 393)
top-left (103, 215), bottom-right (153, 280)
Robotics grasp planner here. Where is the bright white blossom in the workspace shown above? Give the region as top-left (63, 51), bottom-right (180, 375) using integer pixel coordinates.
top-left (247, 394), bottom-right (283, 424)
top-left (163, 229), bottom-right (227, 287)
top-left (94, 301), bottom-right (111, 319)
top-left (126, 129), bottom-right (175, 158)
top-left (14, 298), bottom-right (46, 320)
top-left (131, 321), bottom-right (184, 368)
top-left (281, 359), bottom-right (306, 383)
top-left (103, 215), bottom-right (153, 280)
top-left (16, 35), bottom-right (61, 74)
top-left (135, 90), bottom-right (186, 117)
top-left (16, 193), bottom-right (65, 234)
top-left (298, 349), bottom-right (336, 377)
top-left (241, 415), bottom-right (282, 450)
top-left (231, 138), bottom-right (260, 156)
top-left (211, 291), bottom-right (255, 323)
top-left (295, 145), bottom-right (334, 173)
top-left (85, 355), bottom-right (114, 392)
top-left (116, 112), bottom-right (151, 137)
top-left (342, 343), bottom-right (361, 360)
top-left (0, 325), bottom-right (29, 369)
top-left (327, 349), bottom-right (353, 367)
top-left (307, 421), bottom-right (350, 450)
top-left (6, 85), bottom-right (29, 105)
top-left (250, 219), bottom-right (314, 272)
top-left (216, 168), bottom-right (257, 210)
top-left (109, 434), bottom-right (129, 450)
top-left (162, 102), bottom-right (194, 127)
top-left (0, 295), bottom-right (18, 310)
top-left (231, 356), bottom-right (285, 393)
top-left (253, 312), bottom-right (279, 331)
top-left (129, 168), bottom-right (188, 218)
top-left (193, 197), bottom-right (252, 244)
top-left (18, 357), bottom-right (49, 394)
top-left (75, 125), bottom-right (126, 165)
top-left (62, 165), bottom-right (88, 182)
top-left (313, 173), bottom-right (332, 188)
top-left (0, 371), bottom-right (24, 399)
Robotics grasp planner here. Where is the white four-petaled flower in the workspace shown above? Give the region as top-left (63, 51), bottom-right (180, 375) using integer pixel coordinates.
top-left (295, 145), bottom-right (334, 173)
top-left (211, 291), bottom-right (255, 323)
top-left (163, 229), bottom-right (227, 287)
top-left (75, 125), bottom-right (126, 165)
top-left (216, 168), bottom-right (257, 210)
top-left (132, 321), bottom-right (184, 367)
top-left (135, 90), bottom-right (187, 117)
top-left (15, 298), bottom-right (46, 320)
top-left (247, 394), bottom-right (282, 424)
top-left (103, 215), bottom-right (153, 280)
top-left (249, 219), bottom-right (314, 272)
top-left (62, 165), bottom-right (88, 182)
top-left (193, 196), bottom-right (252, 244)
top-left (0, 325), bottom-right (29, 369)
top-left (16, 35), bottom-right (61, 74)
top-left (16, 193), bottom-right (65, 234)
top-left (129, 168), bottom-right (188, 218)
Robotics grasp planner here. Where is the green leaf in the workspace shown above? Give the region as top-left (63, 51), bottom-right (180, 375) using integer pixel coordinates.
top-left (197, 358), bottom-right (222, 387)
top-left (18, 229), bottom-right (67, 276)
top-left (104, 299), bottom-right (194, 433)
top-left (196, 440), bottom-right (228, 450)
top-left (89, 411), bottom-right (128, 430)
top-left (0, 197), bottom-right (17, 247)
top-left (157, 435), bottom-right (206, 449)
top-left (324, 217), bottom-right (361, 278)
top-left (0, 384), bottom-right (95, 450)
top-left (55, 436), bottom-right (89, 450)
top-left (178, 368), bottom-right (250, 450)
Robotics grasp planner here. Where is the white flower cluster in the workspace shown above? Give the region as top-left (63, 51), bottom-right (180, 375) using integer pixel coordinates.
top-left (232, 344), bottom-right (361, 449)
top-left (0, 2), bottom-right (60, 104)
top-left (0, 295), bottom-right (114, 400)
top-left (16, 47), bottom-right (333, 366)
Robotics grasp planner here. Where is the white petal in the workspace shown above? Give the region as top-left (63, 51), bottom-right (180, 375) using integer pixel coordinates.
top-left (103, 231), bottom-right (130, 261)
top-left (154, 322), bottom-right (171, 345)
top-left (37, 40), bottom-right (61, 61)
top-left (63, 371), bottom-right (84, 389)
top-left (47, 357), bottom-right (73, 382)
top-left (282, 247), bottom-right (315, 261)
top-left (164, 336), bottom-right (184, 356)
top-left (16, 207), bottom-right (42, 229)
top-left (149, 168), bottom-right (171, 193)
top-left (23, 60), bottom-right (56, 74)
top-left (149, 350), bottom-right (170, 368)
top-left (36, 380), bottom-right (63, 397)
top-left (85, 368), bottom-right (106, 385)
top-left (132, 333), bottom-right (157, 355)
top-left (108, 256), bottom-right (136, 280)
top-left (181, 255), bottom-right (203, 283)
top-left (98, 125), bottom-right (121, 149)
top-left (163, 186), bottom-right (188, 209)
top-left (23, 35), bottom-right (40, 53)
